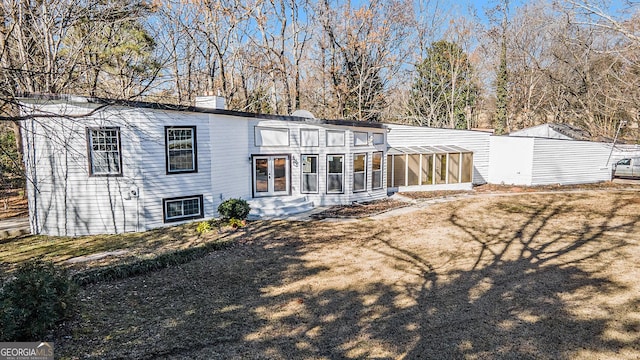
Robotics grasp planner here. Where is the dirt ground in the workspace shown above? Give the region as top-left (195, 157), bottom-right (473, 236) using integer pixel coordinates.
top-left (0, 189), bottom-right (27, 219)
top-left (53, 191), bottom-right (640, 359)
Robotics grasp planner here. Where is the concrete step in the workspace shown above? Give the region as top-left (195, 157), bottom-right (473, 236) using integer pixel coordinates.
top-left (248, 196), bottom-right (315, 219)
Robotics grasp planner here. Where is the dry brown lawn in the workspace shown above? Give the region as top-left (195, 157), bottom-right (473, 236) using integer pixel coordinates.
top-left (55, 191), bottom-right (640, 359)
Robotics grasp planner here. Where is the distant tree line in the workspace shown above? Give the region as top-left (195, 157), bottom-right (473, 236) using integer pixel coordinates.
top-left (0, 0), bottom-right (638, 138)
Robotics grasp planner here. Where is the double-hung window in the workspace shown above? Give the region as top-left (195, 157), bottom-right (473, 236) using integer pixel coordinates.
top-left (327, 154), bottom-right (344, 193)
top-left (301, 155), bottom-right (319, 193)
top-left (87, 127), bottom-right (122, 176)
top-left (163, 195), bottom-right (204, 222)
top-left (353, 153), bottom-right (367, 192)
top-left (166, 126), bottom-right (197, 173)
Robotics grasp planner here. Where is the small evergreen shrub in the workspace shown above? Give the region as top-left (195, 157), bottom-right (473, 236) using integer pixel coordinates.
top-left (0, 260), bottom-right (77, 341)
top-left (217, 198), bottom-right (250, 220)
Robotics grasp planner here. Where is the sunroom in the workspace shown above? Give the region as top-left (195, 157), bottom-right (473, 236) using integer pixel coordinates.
top-left (386, 145), bottom-right (474, 192)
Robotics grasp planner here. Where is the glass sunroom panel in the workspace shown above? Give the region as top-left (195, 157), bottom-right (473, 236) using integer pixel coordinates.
top-left (393, 155), bottom-right (406, 187)
top-left (421, 154), bottom-right (433, 185)
top-left (448, 153), bottom-right (460, 183)
top-left (462, 153), bottom-right (473, 183)
top-left (407, 154), bottom-right (420, 186)
top-left (435, 154), bottom-right (447, 184)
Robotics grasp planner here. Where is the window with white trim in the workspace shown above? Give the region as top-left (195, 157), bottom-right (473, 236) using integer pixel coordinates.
top-left (301, 154), bottom-right (319, 193)
top-left (163, 195), bottom-right (204, 222)
top-left (372, 152), bottom-right (383, 189)
top-left (373, 133), bottom-right (385, 145)
top-left (354, 131), bottom-right (368, 146)
top-left (327, 154), bottom-right (344, 193)
top-left (300, 129), bottom-right (319, 147)
top-left (166, 126), bottom-right (197, 173)
top-left (353, 153), bottom-right (367, 192)
top-left (87, 127), bottom-right (122, 176)
top-left (326, 130), bottom-right (345, 146)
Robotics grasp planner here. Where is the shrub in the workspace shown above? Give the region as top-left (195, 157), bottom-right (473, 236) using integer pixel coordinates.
top-left (196, 220), bottom-right (212, 235)
top-left (227, 218), bottom-right (246, 229)
top-left (217, 198), bottom-right (250, 220)
top-left (0, 260), bottom-right (77, 341)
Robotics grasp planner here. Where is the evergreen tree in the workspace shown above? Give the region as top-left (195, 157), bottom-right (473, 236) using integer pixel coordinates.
top-left (410, 40), bottom-right (479, 129)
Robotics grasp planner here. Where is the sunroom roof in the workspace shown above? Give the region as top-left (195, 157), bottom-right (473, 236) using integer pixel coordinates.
top-left (387, 145), bottom-right (471, 155)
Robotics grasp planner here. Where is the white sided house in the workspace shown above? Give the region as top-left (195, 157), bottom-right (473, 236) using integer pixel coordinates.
top-left (20, 95), bottom-right (392, 236)
top-left (20, 94), bottom-right (622, 236)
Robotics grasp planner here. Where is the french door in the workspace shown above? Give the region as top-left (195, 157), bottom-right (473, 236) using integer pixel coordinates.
top-left (253, 155), bottom-right (290, 197)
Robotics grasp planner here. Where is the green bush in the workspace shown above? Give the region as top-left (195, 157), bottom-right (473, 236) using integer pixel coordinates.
top-left (196, 220), bottom-right (212, 235)
top-left (0, 260), bottom-right (77, 341)
top-left (217, 198), bottom-right (250, 220)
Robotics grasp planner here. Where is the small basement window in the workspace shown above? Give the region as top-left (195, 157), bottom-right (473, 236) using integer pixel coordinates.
top-left (163, 195), bottom-right (204, 222)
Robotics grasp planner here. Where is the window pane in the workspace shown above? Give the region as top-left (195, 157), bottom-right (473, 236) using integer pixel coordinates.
top-left (302, 155), bottom-right (317, 174)
top-left (328, 155), bottom-right (343, 173)
top-left (462, 152), bottom-right (473, 183)
top-left (435, 154), bottom-right (446, 184)
top-left (353, 153), bottom-right (366, 192)
top-left (300, 129), bottom-right (319, 147)
top-left (255, 159), bottom-right (268, 192)
top-left (387, 155), bottom-right (393, 187)
top-left (353, 153), bottom-right (366, 172)
top-left (327, 174), bottom-right (343, 193)
top-left (164, 196), bottom-right (203, 222)
top-left (302, 174), bottom-right (318, 192)
top-left (354, 132), bottom-right (368, 146)
top-left (421, 154), bottom-right (433, 185)
top-left (327, 131), bottom-right (345, 146)
top-left (327, 155), bottom-right (344, 193)
top-left (372, 152), bottom-right (382, 171)
top-left (372, 171), bottom-right (382, 189)
top-left (166, 201), bottom-right (182, 218)
top-left (393, 155), bottom-right (406, 187)
top-left (407, 154), bottom-right (420, 186)
top-left (167, 127), bottom-right (195, 172)
top-left (89, 127), bottom-right (121, 175)
top-left (448, 153), bottom-right (460, 183)
top-left (372, 133), bottom-right (384, 145)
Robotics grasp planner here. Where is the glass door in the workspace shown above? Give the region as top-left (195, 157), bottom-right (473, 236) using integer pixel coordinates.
top-left (253, 155), bottom-right (290, 197)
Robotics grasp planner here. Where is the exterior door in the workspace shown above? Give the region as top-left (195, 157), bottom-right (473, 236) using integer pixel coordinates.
top-left (253, 155), bottom-right (290, 197)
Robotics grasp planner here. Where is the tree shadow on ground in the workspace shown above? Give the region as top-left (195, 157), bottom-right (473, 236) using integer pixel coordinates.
top-left (55, 193), bottom-right (640, 359)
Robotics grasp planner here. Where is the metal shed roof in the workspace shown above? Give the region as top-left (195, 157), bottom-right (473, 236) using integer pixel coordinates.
top-left (387, 145), bottom-right (471, 155)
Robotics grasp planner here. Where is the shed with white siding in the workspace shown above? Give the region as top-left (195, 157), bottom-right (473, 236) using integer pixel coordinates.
top-left (489, 136), bottom-right (613, 186)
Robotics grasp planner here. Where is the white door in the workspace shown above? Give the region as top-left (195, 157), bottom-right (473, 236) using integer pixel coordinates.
top-left (253, 155), bottom-right (290, 197)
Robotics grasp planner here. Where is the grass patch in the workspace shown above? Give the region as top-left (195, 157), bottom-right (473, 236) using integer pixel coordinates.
top-left (0, 221), bottom-right (246, 278)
